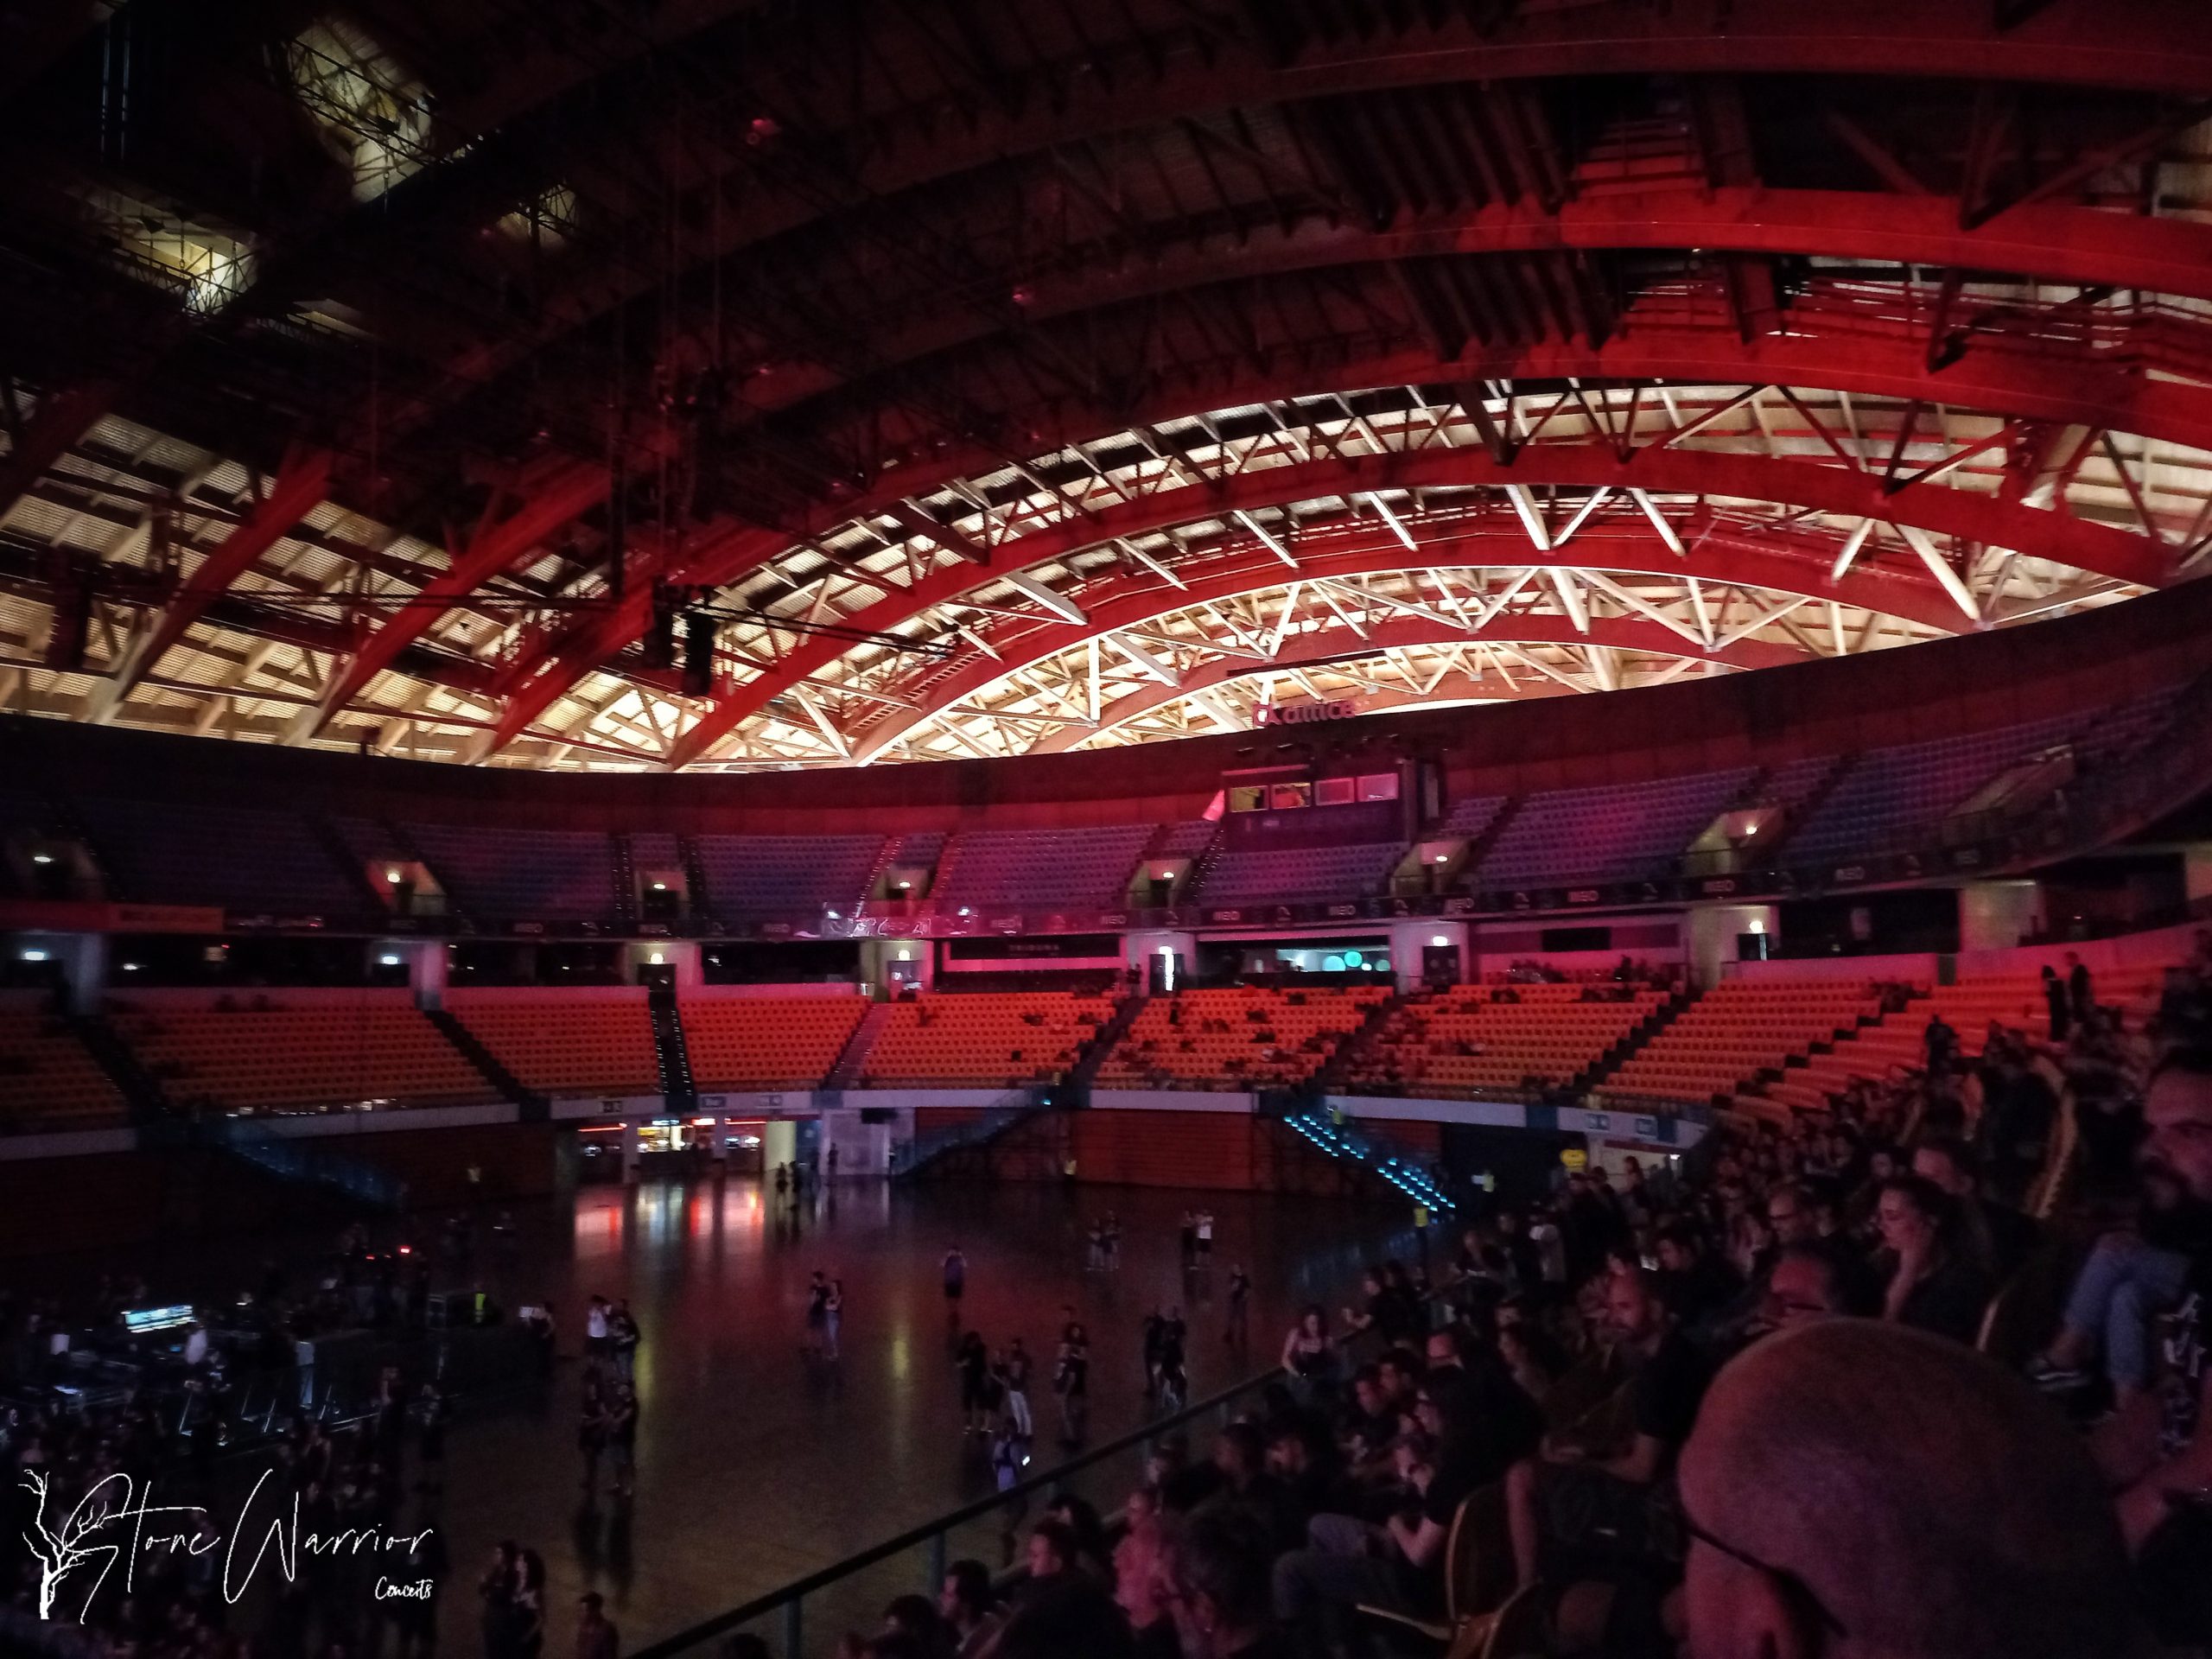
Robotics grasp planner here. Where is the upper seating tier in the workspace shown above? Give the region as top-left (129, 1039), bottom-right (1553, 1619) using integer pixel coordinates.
top-left (77, 798), bottom-right (364, 916)
top-left (407, 824), bottom-right (617, 922)
top-left (691, 833), bottom-right (884, 918)
top-left (931, 824), bottom-right (1152, 909)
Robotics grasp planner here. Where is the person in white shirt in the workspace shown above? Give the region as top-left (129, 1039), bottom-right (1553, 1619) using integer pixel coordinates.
top-left (584, 1295), bottom-right (610, 1367)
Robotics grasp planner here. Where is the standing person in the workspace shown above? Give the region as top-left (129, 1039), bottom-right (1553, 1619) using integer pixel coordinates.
top-left (605, 1381), bottom-right (639, 1499)
top-left (1003, 1335), bottom-right (1033, 1439)
top-left (2068, 951), bottom-right (2096, 1024)
top-left (415, 1380), bottom-right (449, 1496)
top-left (609, 1299), bottom-right (640, 1381)
top-left (1179, 1211), bottom-right (1198, 1268)
top-left (773, 1163), bottom-right (789, 1203)
top-left (826, 1143), bottom-right (839, 1182)
top-left (577, 1374), bottom-right (607, 1496)
top-left (957, 1331), bottom-right (993, 1435)
top-left (513, 1551), bottom-right (547, 1659)
top-left (1196, 1210), bottom-right (1214, 1262)
top-left (803, 1270), bottom-right (830, 1358)
top-left (824, 1276), bottom-right (844, 1361)
top-left (1158, 1307), bottom-right (1189, 1410)
top-left (1280, 1306), bottom-right (1336, 1403)
top-left (583, 1296), bottom-right (609, 1370)
top-left (990, 1399), bottom-right (1031, 1560)
top-left (1104, 1213), bottom-right (1122, 1271)
top-left (575, 1593), bottom-right (620, 1659)
top-left (1224, 1264), bottom-right (1251, 1347)
top-left (943, 1244), bottom-right (967, 1316)
top-left (1054, 1322), bottom-right (1090, 1446)
top-left (2044, 963), bottom-right (2072, 1044)
top-left (479, 1541), bottom-right (520, 1659)
top-left (1141, 1306), bottom-right (1166, 1395)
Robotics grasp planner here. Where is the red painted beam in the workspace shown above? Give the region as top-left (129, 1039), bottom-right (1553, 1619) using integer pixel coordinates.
top-left (659, 440), bottom-right (2156, 766)
top-left (0, 381), bottom-right (114, 521)
top-left (397, 0), bottom-right (2212, 430)
top-left (94, 446), bottom-right (334, 714)
top-left (833, 528), bottom-right (1962, 766)
top-left (720, 192), bottom-right (2212, 427)
top-left (461, 518), bottom-right (759, 761)
top-left (1028, 614), bottom-right (1802, 755)
top-left (289, 461), bottom-right (610, 741)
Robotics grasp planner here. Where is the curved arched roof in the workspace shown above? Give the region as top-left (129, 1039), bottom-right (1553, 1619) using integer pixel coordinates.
top-left (0, 0), bottom-right (2207, 770)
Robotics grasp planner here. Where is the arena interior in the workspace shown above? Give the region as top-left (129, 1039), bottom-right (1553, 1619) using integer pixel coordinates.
top-left (3, 3), bottom-right (2212, 1656)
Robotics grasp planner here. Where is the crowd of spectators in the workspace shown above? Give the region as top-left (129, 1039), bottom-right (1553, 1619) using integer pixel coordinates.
top-left (0, 1227), bottom-right (491, 1659)
top-left (823, 945), bottom-right (2212, 1659)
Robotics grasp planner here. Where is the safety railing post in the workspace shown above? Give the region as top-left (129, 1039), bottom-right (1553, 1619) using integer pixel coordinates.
top-left (783, 1596), bottom-right (802, 1659)
top-left (926, 1530), bottom-right (946, 1594)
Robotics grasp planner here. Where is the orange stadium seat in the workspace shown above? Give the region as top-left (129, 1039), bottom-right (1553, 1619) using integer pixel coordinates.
top-left (861, 991), bottom-right (1112, 1087)
top-left (447, 995), bottom-right (662, 1096)
top-left (1097, 985), bottom-right (1389, 1090)
top-left (1600, 978), bottom-right (1884, 1120)
top-left (682, 996), bottom-right (868, 1089)
top-left (106, 995), bottom-right (492, 1114)
top-left (0, 1002), bottom-right (128, 1131)
top-left (1778, 965), bottom-right (2173, 1113)
top-left (1351, 982), bottom-right (1665, 1097)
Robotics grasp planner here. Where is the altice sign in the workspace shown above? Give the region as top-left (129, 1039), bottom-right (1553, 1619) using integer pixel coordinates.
top-left (1253, 698), bottom-right (1358, 728)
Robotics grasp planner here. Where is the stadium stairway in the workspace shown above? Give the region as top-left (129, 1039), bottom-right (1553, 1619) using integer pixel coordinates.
top-left (646, 984), bottom-right (697, 1110)
top-left (1455, 793), bottom-right (1527, 879)
top-left (1277, 1109), bottom-right (1452, 1212)
top-left (1070, 991), bottom-right (1150, 1090)
top-left (67, 1007), bottom-right (175, 1122)
top-left (1764, 753), bottom-right (1859, 862)
top-left (893, 1088), bottom-right (1058, 1180)
top-left (1575, 984), bottom-right (1694, 1092)
top-left (306, 812), bottom-right (390, 913)
top-left (425, 1007), bottom-right (546, 1118)
top-left (677, 835), bottom-right (715, 918)
top-left (824, 1001), bottom-right (897, 1090)
top-left (203, 1117), bottom-right (407, 1210)
top-left (611, 834), bottom-right (639, 931)
top-left (385, 818), bottom-right (460, 921)
top-left (45, 794), bottom-right (126, 899)
top-left (1315, 989), bottom-right (1411, 1093)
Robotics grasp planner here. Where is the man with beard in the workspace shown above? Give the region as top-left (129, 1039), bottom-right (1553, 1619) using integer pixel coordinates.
top-left (2109, 1045), bottom-right (2212, 1645)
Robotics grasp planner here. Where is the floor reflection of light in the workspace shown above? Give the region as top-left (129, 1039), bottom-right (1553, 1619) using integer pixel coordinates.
top-left (573, 1195), bottom-right (625, 1257)
top-left (889, 1330), bottom-right (911, 1382)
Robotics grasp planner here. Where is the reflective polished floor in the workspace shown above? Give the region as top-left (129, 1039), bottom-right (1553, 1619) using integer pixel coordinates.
top-left (439, 1179), bottom-right (1414, 1652)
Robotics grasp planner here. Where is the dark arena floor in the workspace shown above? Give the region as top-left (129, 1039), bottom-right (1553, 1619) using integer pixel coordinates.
top-left (15, 1179), bottom-right (1417, 1654)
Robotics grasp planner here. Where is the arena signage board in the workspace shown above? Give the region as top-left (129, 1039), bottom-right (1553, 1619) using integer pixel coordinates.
top-left (1253, 697), bottom-right (1358, 727)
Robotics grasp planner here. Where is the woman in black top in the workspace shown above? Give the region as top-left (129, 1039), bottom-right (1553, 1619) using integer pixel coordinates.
top-left (1876, 1173), bottom-right (1994, 1345)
